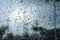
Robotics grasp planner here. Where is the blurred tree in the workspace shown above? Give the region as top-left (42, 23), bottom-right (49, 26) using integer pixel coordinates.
top-left (44, 0), bottom-right (60, 2)
top-left (55, 0), bottom-right (59, 1)
top-left (0, 25), bottom-right (8, 40)
top-left (32, 26), bottom-right (48, 35)
top-left (46, 28), bottom-right (60, 40)
top-left (31, 20), bottom-right (49, 40)
top-left (22, 31), bottom-right (29, 40)
top-left (4, 33), bottom-right (16, 40)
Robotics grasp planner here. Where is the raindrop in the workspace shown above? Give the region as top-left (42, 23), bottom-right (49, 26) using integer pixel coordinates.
top-left (23, 11), bottom-right (26, 14)
top-left (20, 0), bottom-right (23, 3)
top-left (33, 2), bottom-right (35, 4)
top-left (17, 26), bottom-right (20, 28)
top-left (0, 7), bottom-right (1, 9)
top-left (28, 18), bottom-right (29, 20)
top-left (6, 19), bottom-right (11, 22)
top-left (18, 12), bottom-right (20, 15)
top-left (8, 10), bottom-right (11, 13)
top-left (43, 16), bottom-right (46, 19)
top-left (48, 23), bottom-right (49, 25)
top-left (15, 18), bottom-right (17, 20)
top-left (15, 20), bottom-right (17, 22)
top-left (38, 16), bottom-right (40, 17)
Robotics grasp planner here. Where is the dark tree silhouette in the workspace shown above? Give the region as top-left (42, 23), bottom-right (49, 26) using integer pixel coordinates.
top-left (0, 25), bottom-right (8, 40)
top-left (44, 0), bottom-right (60, 2)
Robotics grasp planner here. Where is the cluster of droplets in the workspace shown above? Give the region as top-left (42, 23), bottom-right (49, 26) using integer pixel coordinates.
top-left (0, 0), bottom-right (60, 35)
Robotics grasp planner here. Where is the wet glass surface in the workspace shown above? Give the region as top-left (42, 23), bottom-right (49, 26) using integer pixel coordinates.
top-left (0, 0), bottom-right (60, 40)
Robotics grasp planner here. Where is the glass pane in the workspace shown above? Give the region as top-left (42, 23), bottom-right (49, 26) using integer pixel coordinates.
top-left (0, 0), bottom-right (60, 40)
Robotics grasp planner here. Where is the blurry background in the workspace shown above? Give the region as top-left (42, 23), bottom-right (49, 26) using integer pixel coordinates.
top-left (0, 0), bottom-right (60, 40)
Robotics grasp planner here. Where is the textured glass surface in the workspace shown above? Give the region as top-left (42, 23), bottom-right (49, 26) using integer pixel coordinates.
top-left (0, 0), bottom-right (60, 40)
